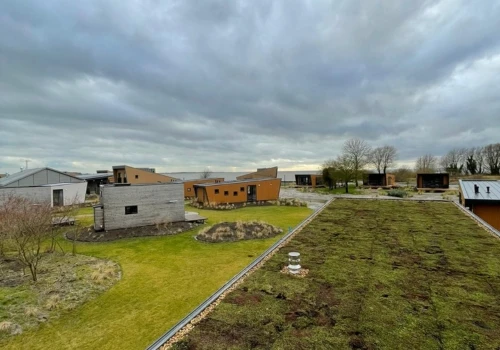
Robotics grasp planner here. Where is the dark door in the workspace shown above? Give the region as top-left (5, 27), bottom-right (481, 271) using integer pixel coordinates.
top-left (53, 189), bottom-right (64, 206)
top-left (247, 185), bottom-right (257, 202)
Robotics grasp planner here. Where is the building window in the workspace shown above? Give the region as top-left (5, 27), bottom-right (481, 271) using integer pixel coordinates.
top-left (240, 187), bottom-right (244, 192)
top-left (215, 189), bottom-right (219, 194)
top-left (187, 188), bottom-right (191, 192)
top-left (224, 191), bottom-right (229, 196)
top-left (135, 175), bottom-right (139, 179)
top-left (233, 191), bottom-right (238, 196)
top-left (125, 205), bottom-right (138, 215)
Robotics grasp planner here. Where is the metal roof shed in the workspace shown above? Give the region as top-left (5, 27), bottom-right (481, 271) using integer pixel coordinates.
top-left (459, 180), bottom-right (500, 231)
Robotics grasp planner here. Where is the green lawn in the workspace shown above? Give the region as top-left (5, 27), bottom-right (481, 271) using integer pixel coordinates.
top-left (314, 184), bottom-right (361, 195)
top-left (173, 199), bottom-right (500, 349)
top-left (0, 205), bottom-right (311, 350)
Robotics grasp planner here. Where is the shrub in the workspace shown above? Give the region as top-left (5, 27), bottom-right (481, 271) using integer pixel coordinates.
top-left (387, 189), bottom-right (408, 198)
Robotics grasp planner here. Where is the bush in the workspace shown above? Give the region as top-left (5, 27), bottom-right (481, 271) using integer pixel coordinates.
top-left (387, 189), bottom-right (408, 198)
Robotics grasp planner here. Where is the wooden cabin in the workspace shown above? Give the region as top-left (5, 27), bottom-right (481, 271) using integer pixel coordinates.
top-left (193, 178), bottom-right (281, 205)
top-left (459, 180), bottom-right (500, 231)
top-left (363, 173), bottom-right (396, 187)
top-left (236, 167), bottom-right (278, 180)
top-left (295, 174), bottom-right (323, 188)
top-left (416, 173), bottom-right (449, 189)
top-left (181, 178), bottom-right (224, 198)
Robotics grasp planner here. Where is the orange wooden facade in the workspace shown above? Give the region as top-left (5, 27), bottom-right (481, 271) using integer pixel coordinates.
top-left (183, 178), bottom-right (224, 198)
top-left (112, 165), bottom-right (177, 184)
top-left (236, 167), bottom-right (278, 180)
top-left (472, 204), bottom-right (500, 231)
top-left (194, 178), bottom-right (281, 205)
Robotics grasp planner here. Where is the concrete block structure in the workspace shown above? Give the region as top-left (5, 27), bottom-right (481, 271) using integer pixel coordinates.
top-left (94, 183), bottom-right (184, 231)
top-left (0, 167), bottom-right (87, 206)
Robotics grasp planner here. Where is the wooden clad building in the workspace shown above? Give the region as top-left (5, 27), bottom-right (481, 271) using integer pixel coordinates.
top-left (416, 173), bottom-right (449, 189)
top-left (112, 165), bottom-right (178, 184)
top-left (194, 178), bottom-right (281, 205)
top-left (295, 174), bottom-right (323, 188)
top-left (93, 183), bottom-right (185, 231)
top-left (363, 173), bottom-right (396, 187)
top-left (182, 178), bottom-right (224, 198)
top-left (236, 167), bottom-right (278, 180)
top-left (459, 180), bottom-right (500, 231)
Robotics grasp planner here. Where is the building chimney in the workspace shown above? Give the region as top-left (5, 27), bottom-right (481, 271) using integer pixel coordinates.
top-left (474, 184), bottom-right (479, 194)
top-left (487, 186), bottom-right (490, 194)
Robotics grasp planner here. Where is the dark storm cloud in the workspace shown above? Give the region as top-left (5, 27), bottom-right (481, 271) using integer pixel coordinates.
top-left (1, 0), bottom-right (499, 173)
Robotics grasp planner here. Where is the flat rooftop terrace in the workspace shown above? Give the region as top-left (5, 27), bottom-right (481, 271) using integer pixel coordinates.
top-left (171, 199), bottom-right (500, 349)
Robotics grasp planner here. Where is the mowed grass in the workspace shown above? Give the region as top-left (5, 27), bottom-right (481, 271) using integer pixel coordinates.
top-left (173, 199), bottom-right (500, 349)
top-left (0, 205), bottom-right (311, 350)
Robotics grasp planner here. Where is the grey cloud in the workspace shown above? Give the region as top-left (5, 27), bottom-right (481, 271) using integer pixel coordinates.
top-left (1, 0), bottom-right (500, 173)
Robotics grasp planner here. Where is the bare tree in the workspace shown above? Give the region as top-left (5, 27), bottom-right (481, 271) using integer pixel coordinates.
top-left (439, 148), bottom-right (466, 176)
top-left (369, 146), bottom-right (397, 174)
top-left (343, 138), bottom-right (371, 186)
top-left (200, 168), bottom-right (213, 179)
top-left (475, 146), bottom-right (485, 174)
top-left (333, 154), bottom-right (356, 193)
top-left (0, 196), bottom-right (53, 281)
top-left (415, 154), bottom-right (437, 173)
top-left (393, 166), bottom-right (416, 185)
top-left (483, 143), bottom-right (500, 175)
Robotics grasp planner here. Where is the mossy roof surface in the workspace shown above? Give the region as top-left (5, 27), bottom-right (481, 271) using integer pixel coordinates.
top-left (172, 199), bottom-right (500, 350)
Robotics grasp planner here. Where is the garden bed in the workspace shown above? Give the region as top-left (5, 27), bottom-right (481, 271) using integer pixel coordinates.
top-left (66, 221), bottom-right (202, 242)
top-left (171, 199), bottom-right (500, 349)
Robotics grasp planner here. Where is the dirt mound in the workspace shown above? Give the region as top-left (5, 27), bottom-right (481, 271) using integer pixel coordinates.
top-left (196, 221), bottom-right (283, 243)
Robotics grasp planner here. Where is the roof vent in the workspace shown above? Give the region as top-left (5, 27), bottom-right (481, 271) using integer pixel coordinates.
top-left (474, 184), bottom-right (479, 194)
top-left (486, 186), bottom-right (490, 194)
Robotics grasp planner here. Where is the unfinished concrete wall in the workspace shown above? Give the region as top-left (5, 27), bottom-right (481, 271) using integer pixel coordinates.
top-left (0, 187), bottom-right (51, 205)
top-left (94, 206), bottom-right (104, 231)
top-left (100, 183), bottom-right (184, 230)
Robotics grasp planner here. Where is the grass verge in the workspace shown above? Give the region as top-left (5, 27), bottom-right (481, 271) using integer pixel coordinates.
top-left (172, 199), bottom-right (500, 349)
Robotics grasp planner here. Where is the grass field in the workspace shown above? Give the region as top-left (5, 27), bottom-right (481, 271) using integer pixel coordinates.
top-left (172, 199), bottom-right (500, 349)
top-left (0, 205), bottom-right (311, 350)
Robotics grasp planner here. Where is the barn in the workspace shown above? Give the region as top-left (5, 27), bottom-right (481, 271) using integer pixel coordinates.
top-left (0, 167), bottom-right (87, 207)
top-left (193, 178), bottom-right (281, 205)
top-left (459, 180), bottom-right (500, 231)
top-left (416, 173), bottom-right (450, 189)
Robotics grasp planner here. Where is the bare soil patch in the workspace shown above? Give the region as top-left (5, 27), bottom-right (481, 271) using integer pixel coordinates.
top-left (67, 221), bottom-right (202, 242)
top-left (196, 221), bottom-right (283, 243)
top-left (0, 253), bottom-right (120, 340)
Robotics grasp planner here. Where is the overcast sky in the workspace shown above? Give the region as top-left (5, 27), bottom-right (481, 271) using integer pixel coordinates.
top-left (1, 0), bottom-right (499, 174)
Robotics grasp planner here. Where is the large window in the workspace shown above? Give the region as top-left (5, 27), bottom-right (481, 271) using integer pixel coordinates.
top-left (125, 205), bottom-right (138, 215)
